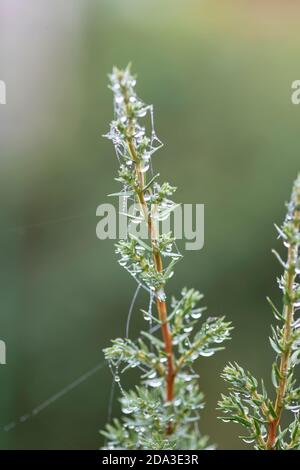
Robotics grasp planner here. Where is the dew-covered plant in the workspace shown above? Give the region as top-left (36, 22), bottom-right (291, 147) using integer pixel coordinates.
top-left (100, 65), bottom-right (232, 450)
top-left (219, 175), bottom-right (300, 450)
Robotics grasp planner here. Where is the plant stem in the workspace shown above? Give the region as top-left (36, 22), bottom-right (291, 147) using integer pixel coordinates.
top-left (121, 80), bottom-right (176, 413)
top-left (266, 202), bottom-right (300, 449)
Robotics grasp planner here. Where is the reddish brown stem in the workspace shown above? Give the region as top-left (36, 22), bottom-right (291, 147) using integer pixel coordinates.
top-left (133, 153), bottom-right (175, 406)
top-left (118, 77), bottom-right (176, 434)
top-left (156, 297), bottom-right (175, 402)
top-left (266, 205), bottom-right (300, 450)
top-left (123, 103), bottom-right (175, 418)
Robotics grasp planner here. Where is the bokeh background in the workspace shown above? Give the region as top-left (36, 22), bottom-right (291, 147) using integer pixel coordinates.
top-left (0, 0), bottom-right (300, 450)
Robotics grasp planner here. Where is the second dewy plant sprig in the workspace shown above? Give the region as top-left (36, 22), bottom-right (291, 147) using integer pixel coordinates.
top-left (219, 175), bottom-right (300, 450)
top-left (101, 65), bottom-right (232, 450)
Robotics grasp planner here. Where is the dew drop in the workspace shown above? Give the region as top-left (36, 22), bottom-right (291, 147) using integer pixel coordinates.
top-left (141, 164), bottom-right (150, 173)
top-left (115, 95), bottom-right (124, 104)
top-left (287, 403), bottom-right (300, 413)
top-left (147, 379), bottom-right (162, 388)
top-left (215, 337), bottom-right (225, 344)
top-left (112, 83), bottom-right (120, 92)
top-left (183, 375), bottom-right (193, 383)
top-left (243, 438), bottom-right (255, 444)
top-left (200, 350), bottom-right (215, 357)
top-left (137, 109), bottom-right (147, 117)
top-left (184, 326), bottom-right (193, 333)
top-left (148, 371), bottom-right (157, 379)
top-left (135, 130), bottom-right (144, 139)
top-left (191, 311), bottom-right (202, 319)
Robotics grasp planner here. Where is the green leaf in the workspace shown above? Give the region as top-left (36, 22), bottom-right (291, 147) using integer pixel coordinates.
top-left (268, 401), bottom-right (278, 419)
top-left (269, 336), bottom-right (283, 354)
top-left (266, 297), bottom-right (284, 321)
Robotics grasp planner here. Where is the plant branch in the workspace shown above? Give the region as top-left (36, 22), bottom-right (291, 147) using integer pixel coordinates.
top-left (102, 65), bottom-right (231, 450)
top-left (266, 184), bottom-right (300, 450)
top-left (118, 71), bottom-right (176, 410)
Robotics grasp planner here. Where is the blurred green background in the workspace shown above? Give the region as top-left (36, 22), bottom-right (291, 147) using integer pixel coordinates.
top-left (0, 0), bottom-right (300, 450)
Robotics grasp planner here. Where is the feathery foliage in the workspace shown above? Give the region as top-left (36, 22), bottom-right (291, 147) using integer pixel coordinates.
top-left (219, 175), bottom-right (300, 450)
top-left (101, 65), bottom-right (232, 450)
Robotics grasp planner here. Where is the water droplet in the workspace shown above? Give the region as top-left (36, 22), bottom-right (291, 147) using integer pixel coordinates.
top-left (191, 311), bottom-right (202, 319)
top-left (157, 289), bottom-right (166, 301)
top-left (135, 130), bottom-right (144, 139)
top-left (184, 326), bottom-right (193, 333)
top-left (114, 375), bottom-right (120, 383)
top-left (200, 350), bottom-right (215, 357)
top-left (159, 357), bottom-right (167, 364)
top-left (148, 371), bottom-right (157, 379)
top-left (115, 95), bottom-right (124, 104)
top-left (287, 403), bottom-right (300, 413)
top-left (183, 375), bottom-right (193, 382)
top-left (215, 337), bottom-right (224, 344)
top-left (141, 164), bottom-right (149, 173)
top-left (137, 108), bottom-right (147, 117)
top-left (147, 379), bottom-right (162, 388)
